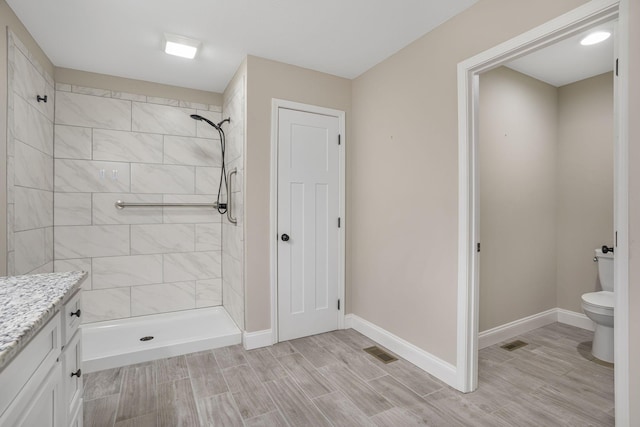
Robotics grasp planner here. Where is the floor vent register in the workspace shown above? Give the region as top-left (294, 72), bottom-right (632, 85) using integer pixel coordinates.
top-left (363, 346), bottom-right (398, 364)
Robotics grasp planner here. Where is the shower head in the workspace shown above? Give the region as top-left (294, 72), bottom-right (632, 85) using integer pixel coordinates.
top-left (190, 114), bottom-right (231, 130)
top-left (190, 114), bottom-right (220, 130)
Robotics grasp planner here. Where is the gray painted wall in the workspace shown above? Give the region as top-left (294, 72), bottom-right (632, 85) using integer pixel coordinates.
top-left (479, 67), bottom-right (613, 332)
top-left (556, 72), bottom-right (613, 312)
top-left (479, 66), bottom-right (559, 332)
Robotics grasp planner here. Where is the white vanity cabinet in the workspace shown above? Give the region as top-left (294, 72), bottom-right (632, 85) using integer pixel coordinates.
top-left (0, 289), bottom-right (83, 427)
top-left (61, 290), bottom-right (83, 427)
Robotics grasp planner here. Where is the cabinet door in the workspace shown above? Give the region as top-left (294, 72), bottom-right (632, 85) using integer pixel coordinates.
top-left (68, 399), bottom-right (83, 427)
top-left (63, 330), bottom-right (83, 421)
top-left (0, 363), bottom-right (62, 427)
top-left (0, 313), bottom-right (61, 416)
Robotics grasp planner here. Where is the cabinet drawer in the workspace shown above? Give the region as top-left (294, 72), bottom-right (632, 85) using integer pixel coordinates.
top-left (62, 330), bottom-right (83, 419)
top-left (0, 312), bottom-right (61, 417)
top-left (62, 290), bottom-right (82, 344)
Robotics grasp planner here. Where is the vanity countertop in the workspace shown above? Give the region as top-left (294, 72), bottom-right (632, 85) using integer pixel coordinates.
top-left (0, 271), bottom-right (87, 371)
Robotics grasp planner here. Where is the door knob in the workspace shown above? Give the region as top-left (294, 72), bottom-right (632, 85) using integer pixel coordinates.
top-left (281, 234), bottom-right (290, 242)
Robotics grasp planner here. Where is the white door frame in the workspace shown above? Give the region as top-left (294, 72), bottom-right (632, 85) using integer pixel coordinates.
top-left (456, 0), bottom-right (630, 424)
top-left (270, 99), bottom-right (346, 344)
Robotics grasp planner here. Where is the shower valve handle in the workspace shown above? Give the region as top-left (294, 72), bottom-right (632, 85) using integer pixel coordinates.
top-left (281, 234), bottom-right (290, 242)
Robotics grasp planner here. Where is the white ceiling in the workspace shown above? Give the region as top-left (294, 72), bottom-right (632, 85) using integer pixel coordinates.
top-left (6, 0), bottom-right (478, 93)
top-left (506, 22), bottom-right (615, 87)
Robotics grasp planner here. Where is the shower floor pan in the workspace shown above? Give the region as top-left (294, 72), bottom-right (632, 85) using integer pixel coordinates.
top-left (82, 306), bottom-right (241, 373)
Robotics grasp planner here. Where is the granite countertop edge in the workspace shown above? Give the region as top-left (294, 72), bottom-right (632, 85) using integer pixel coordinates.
top-left (0, 271), bottom-right (87, 372)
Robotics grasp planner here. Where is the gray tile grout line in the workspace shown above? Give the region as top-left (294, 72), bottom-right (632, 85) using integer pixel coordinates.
top-left (255, 356), bottom-right (326, 426)
top-left (109, 370), bottom-right (125, 427)
top-left (283, 338), bottom-right (385, 423)
top-left (237, 359), bottom-right (285, 427)
top-left (185, 353), bottom-right (206, 427)
top-left (212, 349), bottom-right (246, 425)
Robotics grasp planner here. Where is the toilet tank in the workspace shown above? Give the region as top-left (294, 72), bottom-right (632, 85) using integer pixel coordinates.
top-left (595, 248), bottom-right (614, 292)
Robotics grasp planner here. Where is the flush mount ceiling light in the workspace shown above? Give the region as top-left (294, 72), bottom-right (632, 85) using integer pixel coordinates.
top-left (164, 33), bottom-right (200, 59)
top-left (580, 31), bottom-right (611, 46)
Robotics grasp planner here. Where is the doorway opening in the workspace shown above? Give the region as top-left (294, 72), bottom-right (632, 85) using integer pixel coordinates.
top-left (456, 0), bottom-right (629, 423)
top-left (477, 25), bottom-right (614, 346)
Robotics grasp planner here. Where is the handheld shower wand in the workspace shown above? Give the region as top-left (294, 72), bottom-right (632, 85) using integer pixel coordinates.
top-left (190, 114), bottom-right (230, 131)
top-left (190, 114), bottom-right (231, 214)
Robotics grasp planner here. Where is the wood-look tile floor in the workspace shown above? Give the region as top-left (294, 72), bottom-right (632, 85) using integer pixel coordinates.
top-left (83, 322), bottom-right (614, 426)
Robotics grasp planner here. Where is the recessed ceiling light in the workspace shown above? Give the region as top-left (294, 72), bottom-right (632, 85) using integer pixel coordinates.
top-left (580, 31), bottom-right (611, 46)
top-left (164, 33), bottom-right (200, 59)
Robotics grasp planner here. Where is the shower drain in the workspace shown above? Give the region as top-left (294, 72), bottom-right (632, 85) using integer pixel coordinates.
top-left (139, 336), bottom-right (154, 342)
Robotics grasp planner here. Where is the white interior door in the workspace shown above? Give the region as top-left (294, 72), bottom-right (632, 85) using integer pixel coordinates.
top-left (277, 107), bottom-right (341, 341)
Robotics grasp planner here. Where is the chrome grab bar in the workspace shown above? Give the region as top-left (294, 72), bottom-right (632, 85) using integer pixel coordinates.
top-left (227, 168), bottom-right (238, 224)
top-left (115, 200), bottom-right (220, 209)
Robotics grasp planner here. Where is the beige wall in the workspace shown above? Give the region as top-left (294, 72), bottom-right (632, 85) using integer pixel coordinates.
top-left (244, 55), bottom-right (351, 332)
top-left (0, 0), bottom-right (54, 276)
top-left (557, 73), bottom-right (613, 312)
top-left (350, 0), bottom-right (587, 364)
top-left (55, 68), bottom-right (221, 106)
top-left (627, 0), bottom-right (640, 420)
top-left (478, 67), bottom-right (559, 332)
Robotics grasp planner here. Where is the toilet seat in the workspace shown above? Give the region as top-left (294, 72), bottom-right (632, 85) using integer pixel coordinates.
top-left (582, 291), bottom-right (614, 314)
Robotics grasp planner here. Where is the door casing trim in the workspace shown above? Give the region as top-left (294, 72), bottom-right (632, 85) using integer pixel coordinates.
top-left (269, 99), bottom-right (346, 344)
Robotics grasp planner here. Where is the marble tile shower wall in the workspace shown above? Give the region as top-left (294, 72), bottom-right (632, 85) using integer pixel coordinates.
top-left (52, 84), bottom-right (225, 323)
top-left (221, 75), bottom-right (245, 330)
top-left (6, 32), bottom-right (55, 276)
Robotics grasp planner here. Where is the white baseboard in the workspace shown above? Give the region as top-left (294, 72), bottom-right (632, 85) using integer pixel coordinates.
top-left (557, 308), bottom-right (595, 331)
top-left (347, 314), bottom-right (458, 389)
top-left (344, 309), bottom-right (591, 391)
top-left (478, 308), bottom-right (557, 349)
top-left (344, 313), bottom-right (354, 329)
top-left (243, 329), bottom-right (273, 350)
top-left (478, 308), bottom-right (596, 349)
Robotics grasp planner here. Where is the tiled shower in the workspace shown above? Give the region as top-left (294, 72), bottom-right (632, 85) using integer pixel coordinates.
top-left (7, 32), bottom-right (245, 329)
top-left (220, 72), bottom-right (245, 330)
top-left (6, 32), bottom-right (55, 277)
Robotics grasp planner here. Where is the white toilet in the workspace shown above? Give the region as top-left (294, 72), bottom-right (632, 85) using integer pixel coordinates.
top-left (581, 248), bottom-right (614, 363)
